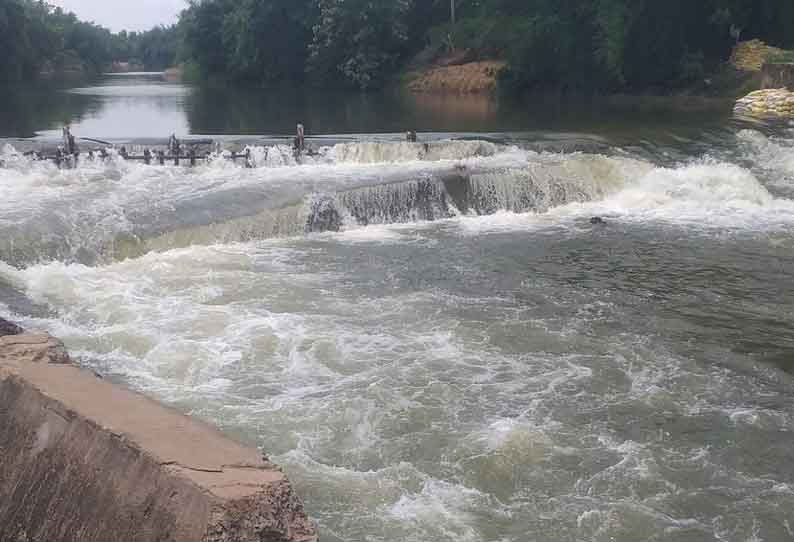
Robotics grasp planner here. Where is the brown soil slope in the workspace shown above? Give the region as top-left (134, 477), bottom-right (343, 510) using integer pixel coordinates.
top-left (408, 61), bottom-right (506, 94)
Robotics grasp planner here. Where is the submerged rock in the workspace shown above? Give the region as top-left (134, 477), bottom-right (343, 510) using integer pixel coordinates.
top-left (0, 317), bottom-right (23, 337)
top-left (306, 196), bottom-right (343, 233)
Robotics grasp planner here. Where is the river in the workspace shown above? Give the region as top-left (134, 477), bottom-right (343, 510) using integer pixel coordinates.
top-left (1, 73), bottom-right (793, 542)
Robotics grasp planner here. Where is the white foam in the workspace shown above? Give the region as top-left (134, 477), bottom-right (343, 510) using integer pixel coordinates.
top-left (469, 418), bottom-right (569, 468)
top-left (4, 140), bottom-right (793, 254)
top-left (5, 227), bottom-right (794, 542)
top-left (4, 134), bottom-right (794, 542)
top-left (322, 225), bottom-right (421, 244)
top-left (453, 210), bottom-right (556, 235)
top-left (447, 158), bottom-right (794, 236)
top-left (603, 161), bottom-right (773, 210)
top-left (328, 140), bottom-right (500, 164)
top-left (728, 408), bottom-right (791, 431)
top-left (389, 480), bottom-right (505, 542)
top-left (212, 139), bottom-right (507, 169)
top-left (0, 140), bottom-right (533, 264)
top-left (738, 129), bottom-right (794, 178)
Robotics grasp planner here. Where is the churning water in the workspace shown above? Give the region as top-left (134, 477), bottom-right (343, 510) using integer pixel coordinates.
top-left (2, 123), bottom-right (794, 541)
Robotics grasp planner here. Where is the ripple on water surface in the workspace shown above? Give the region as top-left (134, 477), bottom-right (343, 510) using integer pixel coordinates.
top-left (1, 131), bottom-right (794, 541)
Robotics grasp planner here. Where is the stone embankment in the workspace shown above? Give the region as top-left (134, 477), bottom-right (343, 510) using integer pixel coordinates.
top-left (0, 316), bottom-right (317, 542)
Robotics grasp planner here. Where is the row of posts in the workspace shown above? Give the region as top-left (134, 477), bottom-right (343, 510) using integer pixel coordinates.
top-left (49, 124), bottom-right (422, 169)
top-left (54, 128), bottom-right (216, 168)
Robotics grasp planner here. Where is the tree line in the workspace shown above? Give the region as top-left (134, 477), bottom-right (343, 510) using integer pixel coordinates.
top-left (3, 0), bottom-right (794, 93)
top-left (0, 0), bottom-right (178, 82)
top-left (179, 0), bottom-right (794, 92)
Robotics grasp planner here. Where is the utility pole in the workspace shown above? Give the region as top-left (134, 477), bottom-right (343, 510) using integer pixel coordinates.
top-left (446, 0), bottom-right (457, 51)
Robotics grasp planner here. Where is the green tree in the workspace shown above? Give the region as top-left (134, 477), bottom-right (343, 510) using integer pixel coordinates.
top-left (0, 0), bottom-right (44, 81)
top-left (181, 0), bottom-right (230, 76)
top-left (0, 0), bottom-right (179, 82)
top-left (137, 26), bottom-right (180, 70)
top-left (308, 0), bottom-right (414, 89)
top-left (221, 0), bottom-right (316, 84)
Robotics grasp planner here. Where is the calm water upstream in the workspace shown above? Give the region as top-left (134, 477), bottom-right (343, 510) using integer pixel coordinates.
top-left (1, 73), bottom-right (793, 542)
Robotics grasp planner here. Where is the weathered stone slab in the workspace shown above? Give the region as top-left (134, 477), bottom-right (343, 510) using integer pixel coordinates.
top-left (0, 332), bottom-right (72, 364)
top-left (0, 333), bottom-right (317, 542)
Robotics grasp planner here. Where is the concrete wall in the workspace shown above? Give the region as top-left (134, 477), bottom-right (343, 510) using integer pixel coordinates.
top-left (0, 321), bottom-right (317, 542)
top-left (762, 63), bottom-right (794, 90)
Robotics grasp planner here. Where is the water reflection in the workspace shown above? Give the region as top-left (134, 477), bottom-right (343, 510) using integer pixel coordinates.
top-left (36, 73), bottom-right (190, 138)
top-left (186, 83), bottom-right (442, 135)
top-left (0, 73), bottom-right (740, 141)
top-left (0, 82), bottom-right (98, 138)
top-left (186, 82), bottom-right (737, 138)
top-left (409, 93), bottom-right (499, 124)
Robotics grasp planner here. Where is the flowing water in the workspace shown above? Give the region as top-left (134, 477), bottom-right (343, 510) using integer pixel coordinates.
top-left (1, 74), bottom-right (794, 542)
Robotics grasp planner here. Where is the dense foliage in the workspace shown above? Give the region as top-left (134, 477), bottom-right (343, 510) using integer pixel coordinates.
top-left (0, 0), bottom-right (178, 82)
top-left (306, 0), bottom-right (413, 89)
top-left (112, 26), bottom-right (180, 71)
top-left (481, 0), bottom-right (794, 92)
top-left (3, 0), bottom-right (794, 93)
top-left (179, 0), bottom-right (447, 88)
top-left (180, 0), bottom-right (316, 84)
top-left (177, 0), bottom-right (794, 93)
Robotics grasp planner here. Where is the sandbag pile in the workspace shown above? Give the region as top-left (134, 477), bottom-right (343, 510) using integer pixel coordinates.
top-left (730, 39), bottom-right (786, 72)
top-left (734, 88), bottom-right (794, 117)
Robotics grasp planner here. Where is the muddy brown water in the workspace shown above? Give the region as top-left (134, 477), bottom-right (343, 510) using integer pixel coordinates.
top-left (1, 73), bottom-right (793, 542)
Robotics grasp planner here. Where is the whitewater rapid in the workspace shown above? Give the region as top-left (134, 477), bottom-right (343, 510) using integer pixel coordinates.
top-left (2, 131), bottom-right (794, 541)
top-left (0, 140), bottom-right (648, 266)
top-left (4, 134), bottom-right (794, 267)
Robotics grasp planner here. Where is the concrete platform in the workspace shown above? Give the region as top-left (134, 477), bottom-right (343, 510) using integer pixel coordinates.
top-left (0, 320), bottom-right (317, 542)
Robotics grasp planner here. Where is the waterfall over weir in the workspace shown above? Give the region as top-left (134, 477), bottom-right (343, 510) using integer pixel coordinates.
top-left (6, 70), bottom-right (794, 542)
top-left (0, 140), bottom-right (649, 266)
top-left (122, 155), bottom-right (647, 262)
top-left (4, 122), bottom-right (794, 542)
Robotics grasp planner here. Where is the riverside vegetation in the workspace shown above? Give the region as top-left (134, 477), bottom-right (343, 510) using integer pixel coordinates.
top-left (0, 0), bottom-right (177, 81)
top-left (180, 0), bottom-right (794, 94)
top-left (3, 0), bottom-right (794, 94)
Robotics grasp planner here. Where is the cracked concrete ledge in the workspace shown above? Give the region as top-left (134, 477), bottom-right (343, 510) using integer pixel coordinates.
top-left (0, 318), bottom-right (318, 542)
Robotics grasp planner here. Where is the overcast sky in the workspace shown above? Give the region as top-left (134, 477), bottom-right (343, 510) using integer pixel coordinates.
top-left (48, 0), bottom-right (185, 32)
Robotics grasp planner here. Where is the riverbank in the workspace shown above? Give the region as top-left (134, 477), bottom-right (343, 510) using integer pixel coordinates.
top-left (406, 60), bottom-right (506, 94)
top-left (403, 56), bottom-right (752, 97)
top-left (402, 40), bottom-right (794, 99)
top-left (0, 317), bottom-right (317, 542)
